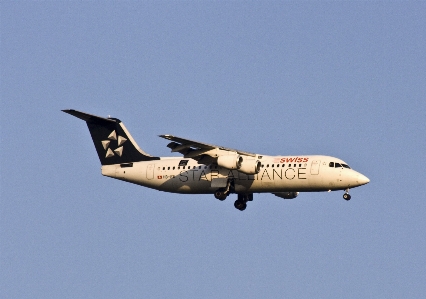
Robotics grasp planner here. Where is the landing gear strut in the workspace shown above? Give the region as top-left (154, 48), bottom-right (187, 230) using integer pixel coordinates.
top-left (214, 189), bottom-right (228, 201)
top-left (213, 179), bottom-right (253, 211)
top-left (343, 188), bottom-right (351, 201)
top-left (234, 194), bottom-right (253, 211)
top-left (214, 179), bottom-right (233, 201)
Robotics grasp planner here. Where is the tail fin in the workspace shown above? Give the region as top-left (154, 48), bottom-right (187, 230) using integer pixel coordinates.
top-left (63, 109), bottom-right (159, 165)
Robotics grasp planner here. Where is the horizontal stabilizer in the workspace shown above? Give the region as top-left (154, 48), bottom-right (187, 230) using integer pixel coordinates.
top-left (62, 109), bottom-right (118, 124)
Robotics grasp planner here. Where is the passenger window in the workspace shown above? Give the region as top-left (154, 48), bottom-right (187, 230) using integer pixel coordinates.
top-left (261, 164), bottom-right (264, 168)
top-left (168, 167), bottom-right (170, 170)
top-left (282, 164), bottom-right (285, 167)
top-left (272, 164), bottom-right (274, 167)
top-left (329, 162), bottom-right (334, 167)
top-left (173, 167), bottom-right (175, 170)
top-left (199, 166), bottom-right (201, 169)
top-left (178, 167), bottom-right (180, 170)
top-left (299, 164), bottom-right (301, 167)
top-left (267, 164), bottom-right (269, 168)
top-left (335, 163), bottom-right (342, 168)
top-left (293, 164), bottom-right (296, 167)
top-left (163, 167), bottom-right (165, 170)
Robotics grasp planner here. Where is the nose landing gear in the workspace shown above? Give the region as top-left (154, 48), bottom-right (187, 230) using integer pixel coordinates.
top-left (343, 188), bottom-right (351, 201)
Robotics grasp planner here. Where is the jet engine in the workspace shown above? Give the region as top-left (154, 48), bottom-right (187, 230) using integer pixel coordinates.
top-left (239, 157), bottom-right (261, 175)
top-left (217, 154), bottom-right (243, 170)
top-left (273, 192), bottom-right (299, 199)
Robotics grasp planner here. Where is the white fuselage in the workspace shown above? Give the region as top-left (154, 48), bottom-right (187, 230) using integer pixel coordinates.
top-left (101, 155), bottom-right (369, 194)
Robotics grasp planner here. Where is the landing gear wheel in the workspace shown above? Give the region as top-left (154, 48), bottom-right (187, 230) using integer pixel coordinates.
top-left (343, 193), bottom-right (351, 201)
top-left (214, 189), bottom-right (227, 201)
top-left (234, 199), bottom-right (247, 211)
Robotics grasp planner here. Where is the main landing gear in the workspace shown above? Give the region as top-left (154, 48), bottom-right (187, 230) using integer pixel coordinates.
top-left (214, 189), bottom-right (228, 201)
top-left (234, 194), bottom-right (253, 211)
top-left (213, 179), bottom-right (253, 211)
top-left (214, 178), bottom-right (233, 201)
top-left (343, 188), bottom-right (351, 201)
top-left (215, 191), bottom-right (253, 211)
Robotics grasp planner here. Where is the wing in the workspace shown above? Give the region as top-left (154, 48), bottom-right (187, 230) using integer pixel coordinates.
top-left (159, 134), bottom-right (256, 162)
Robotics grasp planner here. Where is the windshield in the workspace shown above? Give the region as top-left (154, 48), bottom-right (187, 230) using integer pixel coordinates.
top-left (329, 161), bottom-right (351, 169)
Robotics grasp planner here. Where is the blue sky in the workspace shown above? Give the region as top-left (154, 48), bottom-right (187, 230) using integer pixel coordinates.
top-left (1, 2), bottom-right (425, 298)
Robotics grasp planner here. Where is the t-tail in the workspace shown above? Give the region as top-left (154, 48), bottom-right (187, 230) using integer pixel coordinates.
top-left (62, 109), bottom-right (160, 165)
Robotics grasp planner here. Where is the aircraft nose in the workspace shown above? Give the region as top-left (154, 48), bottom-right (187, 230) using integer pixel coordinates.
top-left (357, 173), bottom-right (370, 185)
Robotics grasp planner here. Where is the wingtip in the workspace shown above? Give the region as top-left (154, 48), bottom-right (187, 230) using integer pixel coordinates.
top-left (159, 134), bottom-right (173, 139)
top-left (62, 109), bottom-right (76, 113)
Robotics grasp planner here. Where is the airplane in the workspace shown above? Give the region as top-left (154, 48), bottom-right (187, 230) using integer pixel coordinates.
top-left (63, 109), bottom-right (370, 211)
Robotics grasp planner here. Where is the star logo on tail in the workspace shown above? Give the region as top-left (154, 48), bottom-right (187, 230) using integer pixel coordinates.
top-left (102, 130), bottom-right (127, 158)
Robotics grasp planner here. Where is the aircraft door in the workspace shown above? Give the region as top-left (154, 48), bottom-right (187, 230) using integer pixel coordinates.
top-left (310, 160), bottom-right (320, 175)
top-left (146, 164), bottom-right (155, 180)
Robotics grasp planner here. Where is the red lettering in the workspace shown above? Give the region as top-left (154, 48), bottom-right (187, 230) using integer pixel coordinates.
top-left (280, 157), bottom-right (309, 163)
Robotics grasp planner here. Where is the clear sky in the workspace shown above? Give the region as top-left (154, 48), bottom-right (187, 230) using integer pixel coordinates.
top-left (1, 2), bottom-right (425, 298)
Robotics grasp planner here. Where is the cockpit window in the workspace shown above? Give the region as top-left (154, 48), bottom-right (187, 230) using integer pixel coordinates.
top-left (330, 161), bottom-right (351, 169)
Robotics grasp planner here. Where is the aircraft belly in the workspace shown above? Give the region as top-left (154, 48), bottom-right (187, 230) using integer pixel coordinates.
top-left (174, 179), bottom-right (211, 194)
top-left (308, 173), bottom-right (324, 190)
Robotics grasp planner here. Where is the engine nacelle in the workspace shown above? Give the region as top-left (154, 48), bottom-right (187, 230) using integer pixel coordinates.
top-left (273, 192), bottom-right (299, 199)
top-left (217, 154), bottom-right (243, 170)
top-left (239, 157), bottom-right (261, 175)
